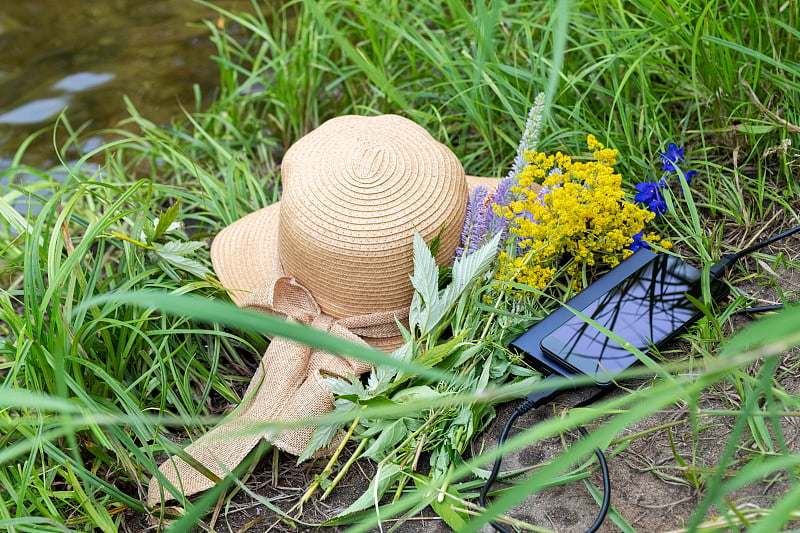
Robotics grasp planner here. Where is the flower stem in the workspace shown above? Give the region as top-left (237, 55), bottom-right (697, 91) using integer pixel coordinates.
top-left (297, 415), bottom-right (362, 509)
top-left (320, 436), bottom-right (368, 501)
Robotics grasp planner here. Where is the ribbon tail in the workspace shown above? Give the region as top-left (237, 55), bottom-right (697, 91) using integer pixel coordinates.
top-left (147, 337), bottom-right (311, 507)
top-left (147, 419), bottom-right (262, 507)
top-left (271, 369), bottom-right (336, 455)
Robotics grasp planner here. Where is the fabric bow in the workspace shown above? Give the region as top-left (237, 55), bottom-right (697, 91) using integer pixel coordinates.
top-left (147, 276), bottom-right (405, 506)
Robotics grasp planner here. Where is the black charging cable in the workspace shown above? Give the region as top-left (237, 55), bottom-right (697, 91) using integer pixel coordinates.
top-left (710, 224), bottom-right (800, 279)
top-left (709, 223), bottom-right (800, 315)
top-left (479, 376), bottom-right (611, 533)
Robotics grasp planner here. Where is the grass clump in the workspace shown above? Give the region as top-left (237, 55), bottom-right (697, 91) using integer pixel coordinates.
top-left (1, 0), bottom-right (800, 531)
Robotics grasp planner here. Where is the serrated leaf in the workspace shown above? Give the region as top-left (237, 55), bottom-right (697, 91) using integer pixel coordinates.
top-left (451, 232), bottom-right (501, 289)
top-left (299, 423), bottom-right (343, 462)
top-left (409, 231), bottom-right (439, 304)
top-left (155, 251), bottom-right (211, 278)
top-left (367, 366), bottom-right (394, 395)
top-left (325, 375), bottom-right (365, 398)
top-left (154, 240), bottom-right (205, 255)
top-left (426, 233), bottom-right (501, 329)
top-left (409, 231), bottom-right (441, 332)
top-left (154, 199), bottom-right (181, 239)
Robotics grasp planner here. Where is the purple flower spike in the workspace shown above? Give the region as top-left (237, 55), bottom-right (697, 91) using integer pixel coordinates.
top-left (492, 176), bottom-right (516, 207)
top-left (456, 186), bottom-right (489, 258)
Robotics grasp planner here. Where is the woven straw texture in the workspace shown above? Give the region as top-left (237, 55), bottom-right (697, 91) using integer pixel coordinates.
top-left (148, 115), bottom-right (500, 507)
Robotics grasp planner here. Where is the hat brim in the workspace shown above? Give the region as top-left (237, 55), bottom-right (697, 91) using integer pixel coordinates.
top-left (210, 175), bottom-right (502, 307)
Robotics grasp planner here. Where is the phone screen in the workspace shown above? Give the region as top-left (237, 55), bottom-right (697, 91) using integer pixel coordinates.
top-left (539, 254), bottom-right (728, 381)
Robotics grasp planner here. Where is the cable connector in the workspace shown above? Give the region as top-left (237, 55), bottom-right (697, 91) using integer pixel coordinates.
top-left (709, 253), bottom-right (737, 279)
top-left (516, 374), bottom-right (563, 415)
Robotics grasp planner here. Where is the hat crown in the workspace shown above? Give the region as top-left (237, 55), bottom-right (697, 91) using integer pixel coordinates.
top-left (277, 115), bottom-right (468, 318)
top-left (351, 143), bottom-right (387, 182)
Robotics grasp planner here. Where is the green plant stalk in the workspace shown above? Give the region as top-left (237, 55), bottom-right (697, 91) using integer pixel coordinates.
top-left (321, 437), bottom-right (369, 502)
top-left (297, 415), bottom-right (362, 508)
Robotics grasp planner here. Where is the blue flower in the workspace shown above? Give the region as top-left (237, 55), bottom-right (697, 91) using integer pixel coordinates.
top-left (647, 197), bottom-right (668, 216)
top-left (660, 143), bottom-right (685, 173)
top-left (682, 169), bottom-right (697, 185)
top-left (627, 231), bottom-right (651, 252)
top-left (633, 181), bottom-right (668, 217)
top-left (634, 181), bottom-right (661, 203)
top-left (633, 142), bottom-right (695, 218)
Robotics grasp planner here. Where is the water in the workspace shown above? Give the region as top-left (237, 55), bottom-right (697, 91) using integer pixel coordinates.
top-left (0, 0), bottom-right (250, 172)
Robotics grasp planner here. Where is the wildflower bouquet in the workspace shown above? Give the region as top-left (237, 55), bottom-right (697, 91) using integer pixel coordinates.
top-left (460, 98), bottom-right (696, 304)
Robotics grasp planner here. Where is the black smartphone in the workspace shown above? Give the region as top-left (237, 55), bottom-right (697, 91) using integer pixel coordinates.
top-left (539, 253), bottom-right (729, 383)
top-left (511, 250), bottom-right (729, 386)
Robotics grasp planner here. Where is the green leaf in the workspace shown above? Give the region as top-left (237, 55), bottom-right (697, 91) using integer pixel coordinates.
top-left (735, 124), bottom-right (776, 134)
top-left (450, 233), bottom-right (501, 293)
top-left (153, 199), bottom-right (181, 240)
top-left (432, 233), bottom-right (501, 328)
top-left (429, 485), bottom-right (470, 531)
top-left (338, 463), bottom-right (402, 516)
top-left (363, 418), bottom-right (409, 460)
top-left (151, 240), bottom-right (210, 277)
top-left (391, 385), bottom-right (440, 404)
top-left (451, 342), bottom-right (485, 368)
top-left (325, 374), bottom-right (365, 398)
top-left (414, 335), bottom-right (464, 369)
top-left (155, 251), bottom-right (211, 278)
top-left (409, 231), bottom-right (441, 332)
top-left (154, 240), bottom-right (205, 255)
top-left (410, 231), bottom-right (501, 336)
top-left (358, 395), bottom-right (400, 409)
top-left (299, 423), bottom-right (343, 462)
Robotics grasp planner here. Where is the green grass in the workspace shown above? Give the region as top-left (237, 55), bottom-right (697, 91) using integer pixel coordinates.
top-left (1, 0), bottom-right (800, 531)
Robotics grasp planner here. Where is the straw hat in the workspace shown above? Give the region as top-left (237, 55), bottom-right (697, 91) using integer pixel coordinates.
top-left (211, 114), bottom-right (498, 321)
top-left (148, 115), bottom-right (504, 506)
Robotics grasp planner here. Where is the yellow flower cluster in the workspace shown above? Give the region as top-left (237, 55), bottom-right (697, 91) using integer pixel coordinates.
top-left (496, 135), bottom-right (669, 291)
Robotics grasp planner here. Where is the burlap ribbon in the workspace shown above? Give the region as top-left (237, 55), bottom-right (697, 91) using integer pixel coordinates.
top-left (147, 276), bottom-right (406, 506)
